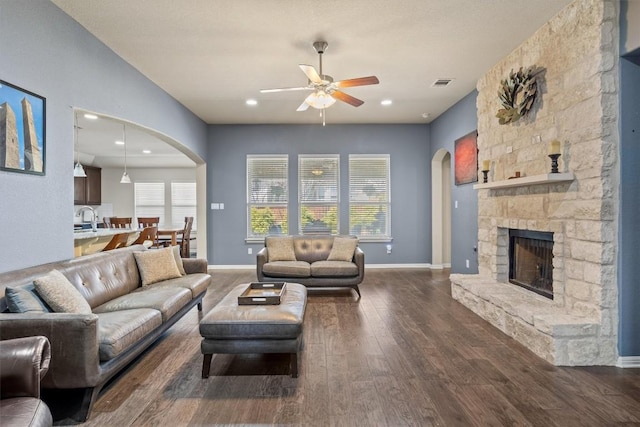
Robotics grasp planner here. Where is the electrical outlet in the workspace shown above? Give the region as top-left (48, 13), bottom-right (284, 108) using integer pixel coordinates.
top-left (247, 248), bottom-right (252, 255)
top-left (455, 200), bottom-right (458, 209)
top-left (466, 259), bottom-right (470, 268)
top-left (506, 146), bottom-right (513, 153)
top-left (386, 244), bottom-right (392, 254)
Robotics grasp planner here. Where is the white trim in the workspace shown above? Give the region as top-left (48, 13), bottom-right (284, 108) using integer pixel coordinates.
top-left (208, 264), bottom-right (255, 270)
top-left (360, 263), bottom-right (434, 269)
top-left (617, 356), bottom-right (640, 368)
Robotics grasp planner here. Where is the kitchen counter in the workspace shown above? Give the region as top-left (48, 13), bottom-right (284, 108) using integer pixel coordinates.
top-left (74, 228), bottom-right (140, 257)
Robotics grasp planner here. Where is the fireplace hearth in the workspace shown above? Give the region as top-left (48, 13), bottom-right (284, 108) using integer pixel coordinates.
top-left (508, 229), bottom-right (554, 299)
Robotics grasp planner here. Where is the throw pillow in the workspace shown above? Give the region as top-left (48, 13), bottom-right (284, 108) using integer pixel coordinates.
top-left (5, 284), bottom-right (51, 313)
top-left (266, 236), bottom-right (296, 262)
top-left (133, 246), bottom-right (182, 286)
top-left (327, 237), bottom-right (358, 262)
top-left (33, 270), bottom-right (92, 314)
top-left (171, 245), bottom-right (186, 276)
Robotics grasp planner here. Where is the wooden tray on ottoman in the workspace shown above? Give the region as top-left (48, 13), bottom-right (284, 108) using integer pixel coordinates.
top-left (238, 282), bottom-right (287, 305)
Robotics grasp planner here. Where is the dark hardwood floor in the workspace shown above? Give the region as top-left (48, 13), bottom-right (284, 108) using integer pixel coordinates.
top-left (61, 269), bottom-right (640, 426)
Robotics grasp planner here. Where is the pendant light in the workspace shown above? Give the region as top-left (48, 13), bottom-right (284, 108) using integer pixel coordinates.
top-left (73, 112), bottom-right (87, 177)
top-left (120, 123), bottom-right (131, 184)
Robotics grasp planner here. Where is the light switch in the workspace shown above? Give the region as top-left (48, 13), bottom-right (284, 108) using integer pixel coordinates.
top-left (455, 200), bottom-right (458, 209)
top-left (219, 203), bottom-right (224, 210)
top-left (210, 203), bottom-right (219, 210)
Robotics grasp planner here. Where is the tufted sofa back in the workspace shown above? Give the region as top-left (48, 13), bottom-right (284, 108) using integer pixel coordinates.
top-left (265, 235), bottom-right (358, 264)
top-left (0, 245), bottom-right (145, 311)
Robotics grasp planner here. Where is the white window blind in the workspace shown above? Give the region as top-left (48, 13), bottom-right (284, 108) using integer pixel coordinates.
top-left (247, 155), bottom-right (288, 238)
top-left (134, 182), bottom-right (165, 225)
top-left (171, 182), bottom-right (197, 229)
top-left (299, 155), bottom-right (339, 235)
top-left (349, 155), bottom-right (391, 240)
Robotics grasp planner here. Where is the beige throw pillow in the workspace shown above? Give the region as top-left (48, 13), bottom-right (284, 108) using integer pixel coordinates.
top-left (171, 245), bottom-right (186, 276)
top-left (34, 270), bottom-right (92, 314)
top-left (327, 237), bottom-right (358, 262)
top-left (266, 237), bottom-right (296, 261)
top-left (134, 247), bottom-right (182, 286)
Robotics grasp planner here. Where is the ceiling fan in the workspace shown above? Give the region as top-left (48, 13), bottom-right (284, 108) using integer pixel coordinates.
top-left (260, 41), bottom-right (379, 116)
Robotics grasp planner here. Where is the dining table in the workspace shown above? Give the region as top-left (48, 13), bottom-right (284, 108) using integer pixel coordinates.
top-left (157, 227), bottom-right (184, 246)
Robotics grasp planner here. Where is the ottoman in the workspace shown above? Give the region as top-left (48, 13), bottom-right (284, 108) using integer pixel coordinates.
top-left (199, 282), bottom-right (307, 378)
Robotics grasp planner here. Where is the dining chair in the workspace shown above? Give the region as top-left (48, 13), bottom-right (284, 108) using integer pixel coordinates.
top-left (136, 217), bottom-right (161, 247)
top-left (101, 233), bottom-right (130, 251)
top-left (108, 217), bottom-right (133, 229)
top-left (161, 216), bottom-right (194, 258)
top-left (132, 226), bottom-right (158, 247)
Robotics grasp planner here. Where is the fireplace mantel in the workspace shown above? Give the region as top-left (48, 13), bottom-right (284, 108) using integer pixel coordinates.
top-left (473, 172), bottom-right (574, 190)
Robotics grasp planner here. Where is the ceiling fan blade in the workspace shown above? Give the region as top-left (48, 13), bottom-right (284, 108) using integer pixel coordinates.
top-left (299, 64), bottom-right (322, 83)
top-left (332, 90), bottom-right (364, 107)
top-left (335, 76), bottom-right (380, 88)
top-left (296, 100), bottom-right (310, 112)
top-left (260, 86), bottom-right (311, 93)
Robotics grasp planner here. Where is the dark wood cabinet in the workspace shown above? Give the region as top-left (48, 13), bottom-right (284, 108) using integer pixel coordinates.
top-left (74, 165), bottom-right (101, 205)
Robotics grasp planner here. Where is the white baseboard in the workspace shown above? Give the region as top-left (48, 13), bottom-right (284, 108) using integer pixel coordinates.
top-left (208, 265), bottom-right (254, 270)
top-left (617, 356), bottom-right (640, 368)
top-left (367, 263), bottom-right (434, 269)
top-left (209, 263), bottom-right (438, 270)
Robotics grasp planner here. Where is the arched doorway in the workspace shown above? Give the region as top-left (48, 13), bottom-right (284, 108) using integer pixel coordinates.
top-left (431, 149), bottom-right (451, 269)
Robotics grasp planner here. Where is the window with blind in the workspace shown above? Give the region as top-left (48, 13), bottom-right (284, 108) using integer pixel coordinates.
top-left (134, 182), bottom-right (165, 225)
top-left (299, 155), bottom-right (339, 235)
top-left (171, 182), bottom-right (197, 229)
top-left (247, 155), bottom-right (288, 238)
top-left (349, 154), bottom-right (391, 240)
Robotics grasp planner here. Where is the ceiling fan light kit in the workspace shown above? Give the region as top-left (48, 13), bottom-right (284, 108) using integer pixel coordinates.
top-left (260, 41), bottom-right (379, 123)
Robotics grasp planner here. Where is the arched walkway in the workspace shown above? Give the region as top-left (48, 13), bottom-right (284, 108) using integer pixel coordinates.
top-left (431, 149), bottom-right (451, 269)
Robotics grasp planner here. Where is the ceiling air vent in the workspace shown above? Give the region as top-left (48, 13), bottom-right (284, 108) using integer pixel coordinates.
top-left (432, 79), bottom-right (453, 88)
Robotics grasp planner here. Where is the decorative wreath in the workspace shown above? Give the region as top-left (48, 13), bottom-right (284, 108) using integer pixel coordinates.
top-left (496, 66), bottom-right (538, 125)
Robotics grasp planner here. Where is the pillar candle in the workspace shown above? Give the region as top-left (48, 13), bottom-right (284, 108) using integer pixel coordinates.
top-left (549, 140), bottom-right (561, 155)
top-left (482, 160), bottom-right (490, 171)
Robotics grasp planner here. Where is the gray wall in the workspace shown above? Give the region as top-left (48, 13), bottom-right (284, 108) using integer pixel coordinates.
top-left (618, 54), bottom-right (640, 357)
top-left (429, 91), bottom-right (479, 273)
top-left (0, 0), bottom-right (207, 272)
top-left (207, 124), bottom-right (430, 265)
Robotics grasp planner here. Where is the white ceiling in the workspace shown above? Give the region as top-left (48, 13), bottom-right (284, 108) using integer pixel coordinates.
top-left (54, 0), bottom-right (572, 166)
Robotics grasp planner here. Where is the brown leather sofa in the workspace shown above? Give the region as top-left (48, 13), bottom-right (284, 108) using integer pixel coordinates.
top-left (257, 235), bottom-right (364, 297)
top-left (0, 245), bottom-right (211, 422)
top-left (0, 336), bottom-right (53, 427)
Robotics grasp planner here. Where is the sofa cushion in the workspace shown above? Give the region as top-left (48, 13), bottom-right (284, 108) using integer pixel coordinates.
top-left (5, 284), bottom-right (51, 313)
top-left (33, 270), bottom-right (92, 315)
top-left (262, 261), bottom-right (311, 278)
top-left (266, 236), bottom-right (296, 261)
top-left (93, 287), bottom-right (192, 322)
top-left (311, 260), bottom-right (359, 277)
top-left (133, 247), bottom-right (182, 286)
top-left (96, 309), bottom-right (162, 361)
top-left (327, 237), bottom-right (358, 262)
top-left (140, 273), bottom-right (211, 299)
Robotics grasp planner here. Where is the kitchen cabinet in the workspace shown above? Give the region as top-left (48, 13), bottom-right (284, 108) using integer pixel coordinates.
top-left (74, 165), bottom-right (102, 205)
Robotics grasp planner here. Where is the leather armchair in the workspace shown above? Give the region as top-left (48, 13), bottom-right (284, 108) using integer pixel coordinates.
top-left (0, 336), bottom-right (53, 427)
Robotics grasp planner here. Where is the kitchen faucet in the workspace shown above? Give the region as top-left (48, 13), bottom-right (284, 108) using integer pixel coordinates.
top-left (77, 206), bottom-right (98, 232)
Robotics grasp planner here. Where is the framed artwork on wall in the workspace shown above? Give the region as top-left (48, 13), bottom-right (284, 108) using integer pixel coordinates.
top-left (454, 130), bottom-right (478, 185)
top-left (0, 80), bottom-right (46, 175)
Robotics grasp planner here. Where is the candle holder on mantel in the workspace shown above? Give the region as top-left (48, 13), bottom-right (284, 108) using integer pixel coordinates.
top-left (548, 153), bottom-right (561, 173)
top-left (481, 169), bottom-right (489, 183)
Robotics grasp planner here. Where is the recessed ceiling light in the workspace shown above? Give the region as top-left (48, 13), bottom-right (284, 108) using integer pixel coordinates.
top-left (422, 113), bottom-right (431, 119)
top-left (246, 99), bottom-right (258, 106)
top-left (381, 99), bottom-right (393, 106)
top-left (142, 149), bottom-right (151, 154)
top-left (115, 140), bottom-right (124, 145)
top-left (84, 113), bottom-right (98, 120)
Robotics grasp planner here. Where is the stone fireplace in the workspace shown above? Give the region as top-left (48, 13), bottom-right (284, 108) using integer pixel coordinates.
top-left (450, 0), bottom-right (619, 366)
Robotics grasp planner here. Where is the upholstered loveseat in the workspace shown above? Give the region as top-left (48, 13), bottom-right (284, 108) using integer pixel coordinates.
top-left (0, 245), bottom-right (211, 422)
top-left (257, 235), bottom-right (364, 297)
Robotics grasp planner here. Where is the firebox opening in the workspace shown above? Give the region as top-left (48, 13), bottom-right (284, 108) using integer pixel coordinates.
top-left (508, 229), bottom-right (554, 299)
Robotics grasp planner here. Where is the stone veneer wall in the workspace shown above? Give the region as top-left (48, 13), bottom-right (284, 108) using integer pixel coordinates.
top-left (451, 0), bottom-right (619, 365)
